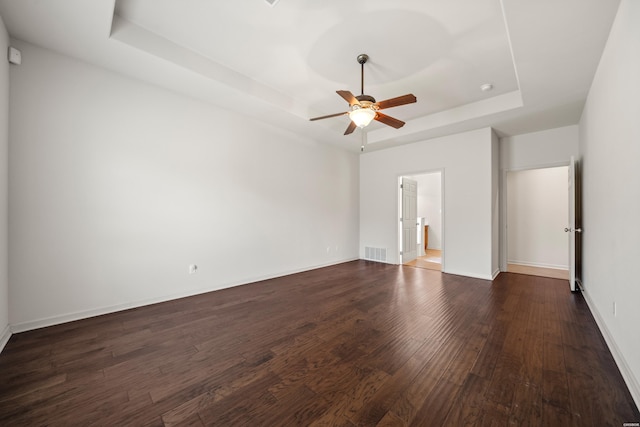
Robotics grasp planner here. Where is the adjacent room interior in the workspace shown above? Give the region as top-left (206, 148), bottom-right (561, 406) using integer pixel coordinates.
top-left (0, 0), bottom-right (638, 425)
top-left (401, 171), bottom-right (443, 271)
top-left (506, 166), bottom-right (570, 280)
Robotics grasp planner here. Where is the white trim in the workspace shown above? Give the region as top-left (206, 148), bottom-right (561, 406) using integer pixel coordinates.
top-left (582, 289), bottom-right (640, 410)
top-left (443, 270), bottom-right (494, 281)
top-left (0, 324), bottom-right (11, 353)
top-left (11, 257), bottom-right (358, 333)
top-left (506, 260), bottom-right (569, 270)
top-left (492, 269), bottom-right (501, 280)
top-left (499, 169), bottom-right (508, 271)
top-left (503, 161), bottom-right (570, 174)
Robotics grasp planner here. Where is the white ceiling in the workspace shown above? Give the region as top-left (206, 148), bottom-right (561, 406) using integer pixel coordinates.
top-left (0, 0), bottom-right (621, 152)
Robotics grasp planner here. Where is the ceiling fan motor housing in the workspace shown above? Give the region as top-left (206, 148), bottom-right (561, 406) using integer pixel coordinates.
top-left (356, 94), bottom-right (376, 104)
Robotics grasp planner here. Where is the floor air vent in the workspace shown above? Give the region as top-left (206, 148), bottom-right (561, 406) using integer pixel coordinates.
top-left (364, 247), bottom-right (387, 262)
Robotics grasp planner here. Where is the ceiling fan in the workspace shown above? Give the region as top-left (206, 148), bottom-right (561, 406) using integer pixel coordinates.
top-left (310, 54), bottom-right (417, 135)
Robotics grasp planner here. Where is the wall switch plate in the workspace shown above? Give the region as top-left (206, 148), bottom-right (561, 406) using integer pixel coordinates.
top-left (8, 46), bottom-right (21, 65)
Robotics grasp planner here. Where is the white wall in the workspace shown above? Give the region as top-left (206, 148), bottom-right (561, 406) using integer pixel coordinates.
top-left (361, 127), bottom-right (496, 279)
top-left (501, 125), bottom-right (579, 171)
top-left (579, 0), bottom-right (640, 406)
top-left (507, 167), bottom-right (569, 269)
top-left (412, 173), bottom-right (442, 250)
top-left (8, 40), bottom-right (360, 330)
top-left (0, 16), bottom-right (10, 351)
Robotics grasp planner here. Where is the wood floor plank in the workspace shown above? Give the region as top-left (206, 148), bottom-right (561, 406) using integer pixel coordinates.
top-left (412, 377), bottom-right (461, 426)
top-left (0, 263), bottom-right (637, 426)
top-left (441, 373), bottom-right (490, 426)
top-left (307, 367), bottom-right (390, 425)
top-left (348, 354), bottom-right (426, 426)
top-left (194, 370), bottom-right (281, 425)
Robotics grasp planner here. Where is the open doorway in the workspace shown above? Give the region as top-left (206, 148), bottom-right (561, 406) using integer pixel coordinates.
top-left (505, 166), bottom-right (569, 280)
top-left (399, 171), bottom-right (443, 271)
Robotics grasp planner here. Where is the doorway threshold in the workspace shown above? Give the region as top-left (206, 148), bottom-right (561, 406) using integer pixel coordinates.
top-left (405, 250), bottom-right (442, 271)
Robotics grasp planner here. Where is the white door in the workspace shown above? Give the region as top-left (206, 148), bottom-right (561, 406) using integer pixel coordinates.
top-left (402, 177), bottom-right (418, 264)
top-left (566, 156), bottom-right (582, 291)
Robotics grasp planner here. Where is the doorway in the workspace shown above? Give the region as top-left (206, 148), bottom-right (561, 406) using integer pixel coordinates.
top-left (505, 166), bottom-right (569, 279)
top-left (399, 171), bottom-right (443, 271)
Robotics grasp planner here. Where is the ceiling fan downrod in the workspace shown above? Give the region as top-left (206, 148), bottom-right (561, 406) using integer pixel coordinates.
top-left (357, 54), bottom-right (368, 96)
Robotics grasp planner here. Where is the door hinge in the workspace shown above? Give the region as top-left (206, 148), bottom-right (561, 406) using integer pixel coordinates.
top-left (399, 251), bottom-right (403, 255)
top-left (400, 184), bottom-right (403, 189)
top-left (399, 217), bottom-right (403, 222)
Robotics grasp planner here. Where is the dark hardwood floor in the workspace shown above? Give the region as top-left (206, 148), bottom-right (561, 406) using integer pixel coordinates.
top-left (0, 260), bottom-right (638, 426)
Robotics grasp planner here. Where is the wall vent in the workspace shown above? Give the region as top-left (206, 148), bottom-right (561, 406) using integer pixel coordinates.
top-left (364, 247), bottom-right (387, 263)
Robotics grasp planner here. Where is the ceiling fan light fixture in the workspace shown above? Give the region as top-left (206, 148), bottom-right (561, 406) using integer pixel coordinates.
top-left (309, 54), bottom-right (416, 135)
top-left (349, 106), bottom-right (376, 128)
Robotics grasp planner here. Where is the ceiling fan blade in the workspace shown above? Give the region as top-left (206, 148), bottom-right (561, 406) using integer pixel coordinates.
top-left (375, 94), bottom-right (417, 110)
top-left (375, 112), bottom-right (405, 129)
top-left (309, 111), bottom-right (348, 121)
top-left (344, 121), bottom-right (357, 135)
top-left (336, 90), bottom-right (361, 106)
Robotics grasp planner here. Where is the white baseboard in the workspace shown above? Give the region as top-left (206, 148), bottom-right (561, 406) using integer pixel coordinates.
top-left (12, 296), bottom-right (178, 333)
top-left (582, 289), bottom-right (640, 410)
top-left (11, 257), bottom-right (360, 333)
top-left (442, 269), bottom-right (494, 281)
top-left (0, 324), bottom-right (11, 353)
top-left (507, 260), bottom-right (568, 270)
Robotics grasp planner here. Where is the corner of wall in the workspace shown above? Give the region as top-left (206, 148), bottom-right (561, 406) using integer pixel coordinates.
top-left (491, 129), bottom-right (500, 274)
top-left (0, 324), bottom-right (9, 353)
top-left (582, 288), bottom-right (640, 409)
top-left (0, 14), bottom-right (12, 353)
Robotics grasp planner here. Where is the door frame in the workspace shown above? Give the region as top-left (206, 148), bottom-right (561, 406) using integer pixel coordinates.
top-left (397, 168), bottom-right (445, 271)
top-left (500, 161), bottom-right (570, 272)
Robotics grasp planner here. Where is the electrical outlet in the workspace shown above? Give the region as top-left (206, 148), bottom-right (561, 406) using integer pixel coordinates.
top-left (189, 264), bottom-right (198, 274)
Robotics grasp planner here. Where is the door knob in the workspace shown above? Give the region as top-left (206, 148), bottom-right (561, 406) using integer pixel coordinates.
top-left (564, 227), bottom-right (582, 233)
